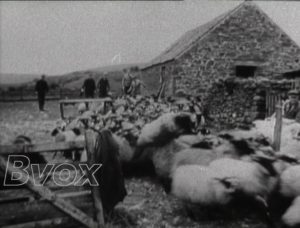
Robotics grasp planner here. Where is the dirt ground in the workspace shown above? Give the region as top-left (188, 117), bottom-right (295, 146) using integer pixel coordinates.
top-left (0, 101), bottom-right (269, 228)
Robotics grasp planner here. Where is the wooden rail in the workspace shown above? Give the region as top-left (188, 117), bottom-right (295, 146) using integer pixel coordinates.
top-left (59, 98), bottom-right (112, 119)
top-left (0, 135), bottom-right (104, 228)
top-left (0, 141), bottom-right (85, 155)
top-left (0, 90), bottom-right (80, 102)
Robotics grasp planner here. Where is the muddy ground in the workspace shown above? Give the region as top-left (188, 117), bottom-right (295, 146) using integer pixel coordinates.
top-left (0, 101), bottom-right (269, 228)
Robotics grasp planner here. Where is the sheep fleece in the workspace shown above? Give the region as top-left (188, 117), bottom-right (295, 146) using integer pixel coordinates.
top-left (172, 165), bottom-right (233, 205)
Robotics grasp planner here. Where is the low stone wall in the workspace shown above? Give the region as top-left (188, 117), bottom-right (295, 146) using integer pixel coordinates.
top-left (203, 77), bottom-right (293, 130)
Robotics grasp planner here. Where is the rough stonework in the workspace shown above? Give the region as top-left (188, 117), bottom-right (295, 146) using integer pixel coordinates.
top-left (141, 1), bottom-right (300, 127)
top-left (203, 77), bottom-right (293, 129)
top-left (141, 2), bottom-right (300, 96)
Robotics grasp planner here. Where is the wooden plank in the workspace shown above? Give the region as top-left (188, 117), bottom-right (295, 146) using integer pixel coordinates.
top-left (1, 217), bottom-right (75, 228)
top-left (0, 197), bottom-right (93, 226)
top-left (273, 100), bottom-right (283, 152)
top-left (0, 156), bottom-right (98, 228)
top-left (0, 141), bottom-right (85, 155)
top-left (85, 130), bottom-right (105, 228)
top-left (0, 188), bottom-right (91, 204)
top-left (59, 98), bottom-right (112, 104)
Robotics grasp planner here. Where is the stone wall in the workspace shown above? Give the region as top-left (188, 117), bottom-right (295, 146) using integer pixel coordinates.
top-left (203, 78), bottom-right (293, 130)
top-left (142, 3), bottom-right (300, 97)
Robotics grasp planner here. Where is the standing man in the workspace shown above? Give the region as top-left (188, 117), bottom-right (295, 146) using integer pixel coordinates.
top-left (283, 89), bottom-right (300, 121)
top-left (97, 73), bottom-right (110, 98)
top-left (131, 76), bottom-right (146, 96)
top-left (35, 75), bottom-right (49, 112)
top-left (122, 69), bottom-right (133, 96)
top-left (81, 73), bottom-right (96, 98)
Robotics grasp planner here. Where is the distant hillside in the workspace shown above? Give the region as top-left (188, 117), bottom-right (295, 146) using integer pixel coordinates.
top-left (0, 73), bottom-right (40, 85)
top-left (89, 63), bottom-right (141, 73)
top-left (0, 63), bottom-right (144, 96)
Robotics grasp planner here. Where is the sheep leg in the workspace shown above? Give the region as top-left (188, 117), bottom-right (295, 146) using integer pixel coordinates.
top-left (254, 195), bottom-right (278, 228)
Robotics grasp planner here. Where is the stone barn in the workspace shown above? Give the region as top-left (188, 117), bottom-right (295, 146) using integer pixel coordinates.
top-left (140, 1), bottom-right (300, 128)
top-left (141, 1), bottom-right (300, 97)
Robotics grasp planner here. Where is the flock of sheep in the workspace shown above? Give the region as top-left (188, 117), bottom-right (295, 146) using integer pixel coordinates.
top-left (126, 112), bottom-right (300, 228)
top-left (21, 99), bottom-right (300, 228)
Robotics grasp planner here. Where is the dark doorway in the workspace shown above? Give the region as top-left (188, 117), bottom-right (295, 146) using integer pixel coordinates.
top-left (236, 65), bottom-right (257, 78)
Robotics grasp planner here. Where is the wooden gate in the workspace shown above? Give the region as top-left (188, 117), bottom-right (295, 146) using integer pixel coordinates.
top-left (0, 130), bottom-right (104, 228)
top-left (266, 90), bottom-right (286, 117)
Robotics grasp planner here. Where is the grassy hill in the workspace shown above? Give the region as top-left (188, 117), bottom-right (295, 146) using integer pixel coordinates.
top-left (0, 73), bottom-right (40, 85)
top-left (0, 63), bottom-right (144, 96)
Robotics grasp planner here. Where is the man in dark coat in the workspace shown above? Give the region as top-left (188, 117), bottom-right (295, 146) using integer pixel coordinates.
top-left (81, 74), bottom-right (96, 98)
top-left (97, 73), bottom-right (110, 98)
top-left (35, 75), bottom-right (49, 111)
top-left (94, 129), bottom-right (127, 215)
top-left (283, 89), bottom-right (300, 121)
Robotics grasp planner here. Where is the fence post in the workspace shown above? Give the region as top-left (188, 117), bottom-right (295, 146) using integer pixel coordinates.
top-left (20, 87), bottom-right (23, 101)
top-left (273, 100), bottom-right (283, 152)
top-left (60, 88), bottom-right (62, 99)
top-left (85, 130), bottom-right (104, 228)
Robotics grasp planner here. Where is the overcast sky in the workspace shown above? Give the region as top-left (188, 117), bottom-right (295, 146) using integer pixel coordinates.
top-left (1, 0), bottom-right (300, 75)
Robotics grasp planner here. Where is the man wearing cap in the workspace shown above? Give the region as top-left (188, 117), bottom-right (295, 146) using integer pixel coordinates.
top-left (283, 89), bottom-right (300, 120)
top-left (122, 69), bottom-right (134, 96)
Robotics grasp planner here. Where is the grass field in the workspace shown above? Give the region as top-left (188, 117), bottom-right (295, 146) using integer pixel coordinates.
top-left (0, 101), bottom-right (269, 228)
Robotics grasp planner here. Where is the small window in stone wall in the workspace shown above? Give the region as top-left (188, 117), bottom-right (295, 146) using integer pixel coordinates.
top-left (235, 65), bottom-right (257, 78)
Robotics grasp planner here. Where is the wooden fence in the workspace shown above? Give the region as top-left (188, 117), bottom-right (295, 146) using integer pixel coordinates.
top-left (0, 89), bottom-right (81, 102)
top-left (0, 130), bottom-right (104, 228)
top-left (265, 90), bottom-right (282, 117)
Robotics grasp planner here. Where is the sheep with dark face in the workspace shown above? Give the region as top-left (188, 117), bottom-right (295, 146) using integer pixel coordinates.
top-left (136, 112), bottom-right (194, 148)
top-left (51, 127), bottom-right (84, 161)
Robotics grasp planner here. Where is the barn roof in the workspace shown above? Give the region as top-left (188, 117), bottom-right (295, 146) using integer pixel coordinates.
top-left (141, 1), bottom-right (300, 70)
top-left (141, 3), bottom-right (243, 70)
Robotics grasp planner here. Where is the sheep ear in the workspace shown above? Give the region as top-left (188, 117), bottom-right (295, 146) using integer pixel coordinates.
top-left (218, 133), bottom-right (233, 140)
top-left (51, 128), bottom-right (59, 136)
top-left (215, 177), bottom-right (238, 194)
top-left (232, 139), bottom-right (255, 154)
top-left (276, 153), bottom-right (299, 164)
top-left (72, 128), bottom-right (81, 136)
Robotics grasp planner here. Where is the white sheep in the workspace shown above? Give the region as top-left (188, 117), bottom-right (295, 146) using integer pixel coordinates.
top-left (279, 165), bottom-right (300, 198)
top-left (113, 134), bottom-right (135, 163)
top-left (51, 127), bottom-right (84, 161)
top-left (171, 136), bottom-right (259, 177)
top-left (282, 196), bottom-right (300, 228)
top-left (254, 117), bottom-right (300, 150)
top-left (78, 102), bottom-right (87, 114)
top-left (171, 165), bottom-right (236, 205)
top-left (171, 148), bottom-right (219, 176)
top-left (151, 138), bottom-right (189, 179)
top-left (51, 127), bottom-right (82, 142)
top-left (137, 112), bottom-right (193, 147)
top-left (208, 157), bottom-right (277, 200)
top-left (281, 140), bottom-right (300, 160)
